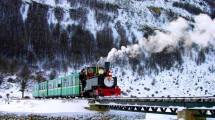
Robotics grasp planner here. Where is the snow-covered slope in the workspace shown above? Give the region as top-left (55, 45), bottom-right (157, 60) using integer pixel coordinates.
top-left (108, 14), bottom-right (215, 97)
top-left (20, 0), bottom-right (211, 44)
top-left (0, 0), bottom-right (215, 97)
top-left (116, 56), bottom-right (215, 97)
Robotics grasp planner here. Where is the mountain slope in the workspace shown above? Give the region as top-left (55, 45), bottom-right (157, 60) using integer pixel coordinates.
top-left (0, 0), bottom-right (215, 97)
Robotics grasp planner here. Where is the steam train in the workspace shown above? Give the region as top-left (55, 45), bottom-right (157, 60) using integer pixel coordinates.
top-left (33, 62), bottom-right (121, 98)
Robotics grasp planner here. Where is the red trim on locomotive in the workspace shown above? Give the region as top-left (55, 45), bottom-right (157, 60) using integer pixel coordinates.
top-left (96, 86), bottom-right (121, 96)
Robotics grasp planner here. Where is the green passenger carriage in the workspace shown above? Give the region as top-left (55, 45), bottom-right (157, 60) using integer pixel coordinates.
top-left (33, 73), bottom-right (81, 98)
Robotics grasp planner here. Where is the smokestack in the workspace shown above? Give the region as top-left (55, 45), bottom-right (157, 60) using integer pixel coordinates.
top-left (105, 62), bottom-right (110, 70)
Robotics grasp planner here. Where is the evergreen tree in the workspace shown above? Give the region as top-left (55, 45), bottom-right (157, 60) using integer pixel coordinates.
top-left (35, 71), bottom-right (46, 83)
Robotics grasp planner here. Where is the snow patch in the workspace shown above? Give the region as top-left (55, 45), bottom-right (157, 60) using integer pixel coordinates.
top-left (20, 3), bottom-right (30, 21)
top-left (47, 9), bottom-right (58, 25)
top-left (0, 99), bottom-right (92, 114)
top-left (85, 10), bottom-right (104, 39)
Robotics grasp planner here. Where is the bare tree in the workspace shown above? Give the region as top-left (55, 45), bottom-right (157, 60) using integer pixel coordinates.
top-left (18, 65), bottom-right (31, 98)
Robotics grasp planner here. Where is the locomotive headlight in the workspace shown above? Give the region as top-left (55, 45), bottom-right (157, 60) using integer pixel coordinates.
top-left (104, 77), bottom-right (114, 87)
top-left (98, 69), bottom-right (104, 75)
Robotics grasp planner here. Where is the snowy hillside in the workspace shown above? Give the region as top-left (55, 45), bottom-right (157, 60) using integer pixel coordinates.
top-left (0, 0), bottom-right (215, 98)
top-left (110, 14), bottom-right (215, 97)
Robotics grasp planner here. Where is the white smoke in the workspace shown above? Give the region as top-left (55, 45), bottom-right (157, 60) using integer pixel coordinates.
top-left (142, 17), bottom-right (189, 53)
top-left (188, 14), bottom-right (215, 48)
top-left (104, 14), bottom-right (215, 63)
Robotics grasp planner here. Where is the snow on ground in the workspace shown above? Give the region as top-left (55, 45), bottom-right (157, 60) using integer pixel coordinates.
top-left (0, 98), bottom-right (145, 119)
top-left (0, 99), bottom-right (91, 114)
top-left (0, 98), bottom-right (215, 119)
top-left (145, 113), bottom-right (176, 120)
top-left (0, 98), bottom-right (179, 120)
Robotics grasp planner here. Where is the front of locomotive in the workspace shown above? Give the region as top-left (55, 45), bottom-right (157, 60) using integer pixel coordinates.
top-left (96, 71), bottom-right (121, 96)
top-left (96, 62), bottom-right (121, 96)
top-left (83, 62), bottom-right (121, 97)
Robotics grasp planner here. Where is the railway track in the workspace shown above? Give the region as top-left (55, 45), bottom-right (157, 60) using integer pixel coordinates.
top-left (89, 96), bottom-right (215, 118)
top-left (94, 96), bottom-right (215, 108)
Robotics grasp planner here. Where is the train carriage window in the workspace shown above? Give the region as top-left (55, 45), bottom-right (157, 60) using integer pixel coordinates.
top-left (40, 84), bottom-right (42, 90)
top-left (71, 75), bottom-right (74, 86)
top-left (73, 75), bottom-right (75, 85)
top-left (73, 76), bottom-right (76, 85)
top-left (58, 78), bottom-right (61, 88)
top-left (71, 76), bottom-right (73, 86)
top-left (66, 78), bottom-right (68, 87)
top-left (71, 75), bottom-right (73, 86)
top-left (63, 78), bottom-right (67, 87)
top-left (66, 78), bottom-right (69, 87)
top-left (54, 80), bottom-right (57, 88)
top-left (68, 76), bottom-right (71, 86)
top-left (75, 76), bottom-right (79, 85)
top-left (53, 80), bottom-right (55, 88)
top-left (49, 82), bottom-right (52, 89)
top-left (56, 80), bottom-right (58, 88)
top-left (51, 81), bottom-right (53, 89)
top-left (57, 78), bottom-right (61, 87)
top-left (62, 79), bottom-right (65, 87)
top-left (65, 78), bottom-right (69, 87)
top-left (75, 76), bottom-right (78, 85)
top-left (73, 76), bottom-right (75, 85)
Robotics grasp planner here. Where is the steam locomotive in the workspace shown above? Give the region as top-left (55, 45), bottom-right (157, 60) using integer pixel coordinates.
top-left (33, 62), bottom-right (121, 98)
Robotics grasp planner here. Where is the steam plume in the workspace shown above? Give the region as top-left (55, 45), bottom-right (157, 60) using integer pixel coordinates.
top-left (102, 14), bottom-right (215, 63)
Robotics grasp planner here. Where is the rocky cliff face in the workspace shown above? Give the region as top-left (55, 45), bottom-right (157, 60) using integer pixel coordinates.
top-left (0, 0), bottom-right (213, 70)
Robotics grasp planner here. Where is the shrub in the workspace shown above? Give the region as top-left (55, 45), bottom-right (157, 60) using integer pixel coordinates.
top-left (148, 7), bottom-right (161, 15)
